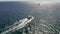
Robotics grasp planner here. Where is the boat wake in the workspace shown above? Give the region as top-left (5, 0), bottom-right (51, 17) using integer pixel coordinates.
top-left (1, 16), bottom-right (34, 34)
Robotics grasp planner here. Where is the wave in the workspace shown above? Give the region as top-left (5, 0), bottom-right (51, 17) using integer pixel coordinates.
top-left (1, 16), bottom-right (34, 34)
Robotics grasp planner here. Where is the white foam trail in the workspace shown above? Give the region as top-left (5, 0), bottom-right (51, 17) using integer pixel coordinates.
top-left (1, 17), bottom-right (34, 34)
top-left (16, 18), bottom-right (33, 30)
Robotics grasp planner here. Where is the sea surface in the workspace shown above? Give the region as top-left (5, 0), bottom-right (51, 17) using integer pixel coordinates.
top-left (0, 2), bottom-right (60, 34)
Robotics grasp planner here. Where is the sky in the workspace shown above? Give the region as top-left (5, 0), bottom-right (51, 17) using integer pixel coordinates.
top-left (0, 0), bottom-right (60, 4)
top-left (0, 0), bottom-right (60, 2)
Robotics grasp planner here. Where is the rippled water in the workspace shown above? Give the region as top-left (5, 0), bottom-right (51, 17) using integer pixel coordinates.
top-left (0, 2), bottom-right (60, 34)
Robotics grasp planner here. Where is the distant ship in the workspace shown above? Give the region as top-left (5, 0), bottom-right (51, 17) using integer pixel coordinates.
top-left (1, 15), bottom-right (34, 34)
top-left (37, 3), bottom-right (40, 5)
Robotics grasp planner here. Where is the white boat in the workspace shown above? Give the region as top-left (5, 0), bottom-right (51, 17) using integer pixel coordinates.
top-left (1, 15), bottom-right (34, 34)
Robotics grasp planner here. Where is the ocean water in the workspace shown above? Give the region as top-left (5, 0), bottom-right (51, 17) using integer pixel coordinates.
top-left (0, 2), bottom-right (60, 34)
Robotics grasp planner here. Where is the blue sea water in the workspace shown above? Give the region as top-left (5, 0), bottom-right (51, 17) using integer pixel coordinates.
top-left (0, 2), bottom-right (60, 34)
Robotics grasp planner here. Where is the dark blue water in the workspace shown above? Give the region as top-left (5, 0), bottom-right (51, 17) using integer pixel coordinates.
top-left (0, 2), bottom-right (60, 34)
top-left (0, 2), bottom-right (32, 34)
